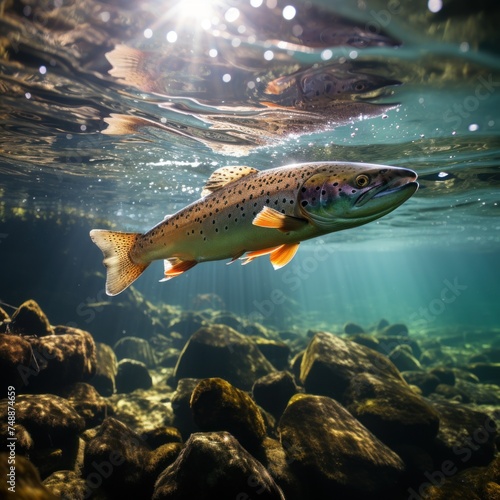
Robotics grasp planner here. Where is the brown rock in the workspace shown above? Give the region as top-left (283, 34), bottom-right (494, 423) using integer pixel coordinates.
top-left (190, 377), bottom-right (266, 451)
top-left (90, 342), bottom-right (117, 396)
top-left (278, 394), bottom-right (405, 497)
top-left (344, 372), bottom-right (440, 446)
top-left (1, 453), bottom-right (57, 499)
top-left (153, 432), bottom-right (285, 499)
top-left (300, 332), bottom-right (403, 400)
top-left (174, 324), bottom-right (274, 390)
top-left (9, 299), bottom-right (53, 336)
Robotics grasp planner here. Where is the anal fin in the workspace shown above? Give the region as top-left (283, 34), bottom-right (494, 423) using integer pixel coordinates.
top-left (253, 206), bottom-right (308, 233)
top-left (160, 258), bottom-right (197, 281)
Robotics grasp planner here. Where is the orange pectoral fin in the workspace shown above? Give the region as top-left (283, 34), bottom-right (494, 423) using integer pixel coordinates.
top-left (269, 243), bottom-right (300, 270)
top-left (253, 207), bottom-right (308, 233)
top-left (160, 258), bottom-right (197, 281)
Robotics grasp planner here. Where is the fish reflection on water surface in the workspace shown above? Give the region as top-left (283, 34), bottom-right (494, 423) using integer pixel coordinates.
top-left (98, 1), bottom-right (401, 153)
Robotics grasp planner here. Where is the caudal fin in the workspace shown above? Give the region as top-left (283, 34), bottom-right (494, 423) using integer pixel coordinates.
top-left (89, 229), bottom-right (149, 296)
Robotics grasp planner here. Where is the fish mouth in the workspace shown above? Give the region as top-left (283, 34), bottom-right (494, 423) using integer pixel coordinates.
top-left (355, 170), bottom-right (419, 210)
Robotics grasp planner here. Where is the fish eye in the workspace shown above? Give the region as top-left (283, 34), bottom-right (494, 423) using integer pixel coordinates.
top-left (355, 174), bottom-right (370, 187)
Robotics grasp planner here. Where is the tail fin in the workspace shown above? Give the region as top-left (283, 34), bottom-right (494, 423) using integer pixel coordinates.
top-left (89, 230), bottom-right (149, 296)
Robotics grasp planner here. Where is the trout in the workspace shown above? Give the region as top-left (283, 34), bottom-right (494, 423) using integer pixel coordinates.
top-left (90, 162), bottom-right (418, 295)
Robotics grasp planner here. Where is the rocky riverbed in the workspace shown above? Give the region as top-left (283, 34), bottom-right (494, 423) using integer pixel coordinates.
top-left (0, 298), bottom-right (499, 499)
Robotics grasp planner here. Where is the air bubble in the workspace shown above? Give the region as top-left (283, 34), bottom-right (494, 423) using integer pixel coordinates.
top-left (282, 5), bottom-right (296, 20)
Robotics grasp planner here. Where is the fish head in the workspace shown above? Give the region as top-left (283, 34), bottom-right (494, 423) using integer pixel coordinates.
top-left (297, 162), bottom-right (418, 230)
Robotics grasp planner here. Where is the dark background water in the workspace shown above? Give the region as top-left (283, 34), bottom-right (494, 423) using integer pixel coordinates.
top-left (0, 0), bottom-right (499, 337)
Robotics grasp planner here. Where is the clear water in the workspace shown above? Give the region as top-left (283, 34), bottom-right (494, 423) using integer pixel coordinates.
top-left (1, 0), bottom-right (499, 334)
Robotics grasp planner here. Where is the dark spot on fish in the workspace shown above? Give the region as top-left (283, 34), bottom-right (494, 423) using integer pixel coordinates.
top-left (301, 200), bottom-right (308, 207)
top-left (333, 182), bottom-right (339, 186)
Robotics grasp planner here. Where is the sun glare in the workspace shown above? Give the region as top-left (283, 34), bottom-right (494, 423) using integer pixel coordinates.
top-left (171, 0), bottom-right (216, 27)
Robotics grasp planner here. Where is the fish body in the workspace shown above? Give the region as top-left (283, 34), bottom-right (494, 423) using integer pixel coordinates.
top-left (90, 162), bottom-right (418, 295)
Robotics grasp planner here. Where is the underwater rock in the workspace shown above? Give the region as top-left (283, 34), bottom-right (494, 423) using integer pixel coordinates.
top-left (348, 333), bottom-right (380, 351)
top-left (344, 372), bottom-right (440, 446)
top-left (158, 348), bottom-right (181, 368)
top-left (278, 394), bottom-right (405, 497)
top-left (0, 394), bottom-right (84, 477)
top-left (145, 442), bottom-right (184, 485)
top-left (108, 389), bottom-right (174, 433)
top-left (470, 348), bottom-right (500, 363)
top-left (42, 470), bottom-right (88, 499)
top-left (300, 332), bottom-right (403, 400)
top-left (430, 367), bottom-right (456, 386)
top-left (290, 351), bottom-right (304, 379)
top-left (455, 379), bottom-right (500, 405)
top-left (402, 371), bottom-right (441, 396)
top-left (0, 394), bottom-right (85, 444)
top-left (190, 377), bottom-right (267, 452)
top-left (0, 306), bottom-right (9, 323)
top-left (0, 333), bottom-right (33, 389)
top-left (277, 330), bottom-right (301, 341)
top-left (174, 324), bottom-right (275, 390)
top-left (171, 378), bottom-right (202, 439)
top-left (116, 359), bottom-right (153, 393)
top-left (0, 327), bottom-right (96, 394)
top-left (430, 400), bottom-right (497, 469)
top-left (244, 322), bottom-right (274, 339)
top-left (259, 437), bottom-right (305, 500)
top-left (376, 335), bottom-right (422, 360)
top-left (0, 453), bottom-right (57, 499)
top-left (152, 431), bottom-right (285, 500)
top-left (466, 362), bottom-right (500, 384)
top-left (253, 337), bottom-right (291, 370)
top-left (83, 417), bottom-right (154, 498)
top-left (149, 333), bottom-right (180, 367)
top-left (420, 346), bottom-right (456, 366)
top-left (0, 421), bottom-right (33, 455)
top-left (211, 311), bottom-right (244, 331)
top-left (433, 383), bottom-right (470, 403)
top-left (141, 426), bottom-right (183, 449)
top-left (376, 318), bottom-right (390, 330)
top-left (343, 322), bottom-right (365, 334)
top-left (420, 454), bottom-right (500, 500)
top-left (64, 382), bottom-right (114, 427)
top-left (113, 336), bottom-right (156, 367)
top-left (9, 299), bottom-right (54, 336)
top-left (388, 344), bottom-right (423, 372)
top-left (380, 323), bottom-right (409, 337)
top-left (90, 342), bottom-right (118, 396)
top-left (166, 312), bottom-right (207, 340)
top-left (252, 371), bottom-right (298, 419)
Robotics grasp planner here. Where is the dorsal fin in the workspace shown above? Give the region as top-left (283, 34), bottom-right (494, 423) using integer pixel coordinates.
top-left (201, 166), bottom-right (259, 197)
